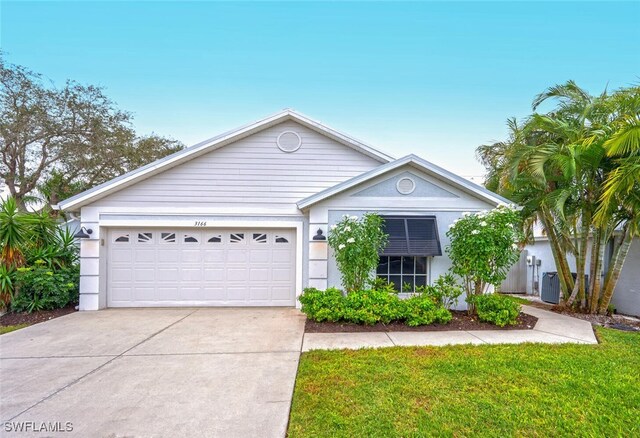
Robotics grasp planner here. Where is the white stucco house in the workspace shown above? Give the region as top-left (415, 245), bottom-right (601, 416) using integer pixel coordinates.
top-left (56, 110), bottom-right (509, 311)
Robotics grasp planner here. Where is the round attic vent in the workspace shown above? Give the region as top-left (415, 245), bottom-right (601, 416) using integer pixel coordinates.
top-left (396, 177), bottom-right (416, 195)
top-left (276, 131), bottom-right (302, 152)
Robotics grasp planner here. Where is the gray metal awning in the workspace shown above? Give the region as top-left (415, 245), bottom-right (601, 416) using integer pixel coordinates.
top-left (380, 216), bottom-right (442, 256)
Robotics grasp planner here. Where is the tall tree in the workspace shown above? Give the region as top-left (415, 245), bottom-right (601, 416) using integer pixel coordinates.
top-left (0, 55), bottom-right (182, 209)
top-left (478, 81), bottom-right (639, 314)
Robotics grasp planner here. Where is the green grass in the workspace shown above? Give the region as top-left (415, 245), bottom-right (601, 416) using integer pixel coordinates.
top-left (0, 323), bottom-right (29, 335)
top-left (289, 327), bottom-right (640, 437)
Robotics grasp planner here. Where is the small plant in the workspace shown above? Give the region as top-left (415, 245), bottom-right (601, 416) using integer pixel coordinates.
top-left (403, 293), bottom-right (452, 326)
top-left (328, 213), bottom-right (388, 293)
top-left (11, 262), bottom-right (79, 313)
top-left (416, 274), bottom-right (464, 309)
top-left (469, 293), bottom-right (521, 327)
top-left (298, 288), bottom-right (344, 322)
top-left (370, 277), bottom-right (397, 294)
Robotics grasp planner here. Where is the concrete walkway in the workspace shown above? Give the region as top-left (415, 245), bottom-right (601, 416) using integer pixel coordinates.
top-left (302, 305), bottom-right (598, 351)
top-left (1, 308), bottom-right (305, 437)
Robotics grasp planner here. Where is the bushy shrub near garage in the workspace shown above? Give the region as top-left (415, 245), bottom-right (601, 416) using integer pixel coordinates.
top-left (299, 287), bottom-right (452, 326)
top-left (468, 293), bottom-right (521, 327)
top-left (11, 262), bottom-right (79, 313)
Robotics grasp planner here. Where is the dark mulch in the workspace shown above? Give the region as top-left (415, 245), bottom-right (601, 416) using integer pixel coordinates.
top-left (305, 311), bottom-right (538, 333)
top-left (525, 300), bottom-right (640, 331)
top-left (0, 305), bottom-right (77, 327)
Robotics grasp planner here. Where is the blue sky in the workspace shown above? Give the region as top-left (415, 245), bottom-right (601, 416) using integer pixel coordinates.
top-left (2, 1), bottom-right (639, 178)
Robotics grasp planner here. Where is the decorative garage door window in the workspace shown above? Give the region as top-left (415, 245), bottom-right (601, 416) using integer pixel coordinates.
top-left (137, 232), bottom-right (153, 243)
top-left (207, 234), bottom-right (222, 243)
top-left (253, 233), bottom-right (267, 243)
top-left (161, 232), bottom-right (176, 243)
top-left (183, 233), bottom-right (199, 243)
top-left (230, 233), bottom-right (245, 243)
top-left (376, 216), bottom-right (441, 292)
top-left (114, 233), bottom-right (130, 243)
top-left (275, 235), bottom-right (289, 243)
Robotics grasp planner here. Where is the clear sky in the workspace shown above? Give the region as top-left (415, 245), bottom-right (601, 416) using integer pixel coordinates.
top-left (2, 1), bottom-right (638, 178)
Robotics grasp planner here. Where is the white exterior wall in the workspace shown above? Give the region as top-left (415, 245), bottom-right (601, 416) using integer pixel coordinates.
top-left (75, 121), bottom-right (383, 310)
top-left (611, 239), bottom-right (640, 317)
top-left (90, 121), bottom-right (382, 215)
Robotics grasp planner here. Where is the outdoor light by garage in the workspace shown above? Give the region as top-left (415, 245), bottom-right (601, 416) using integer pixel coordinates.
top-left (74, 226), bottom-right (93, 239)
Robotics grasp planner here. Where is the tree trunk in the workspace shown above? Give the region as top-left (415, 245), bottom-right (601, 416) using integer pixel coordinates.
top-left (598, 224), bottom-right (633, 314)
top-left (587, 228), bottom-right (604, 314)
top-left (567, 215), bottom-right (590, 308)
top-left (539, 209), bottom-right (574, 298)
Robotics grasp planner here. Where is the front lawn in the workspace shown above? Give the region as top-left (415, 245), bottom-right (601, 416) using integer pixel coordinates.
top-left (289, 327), bottom-right (640, 437)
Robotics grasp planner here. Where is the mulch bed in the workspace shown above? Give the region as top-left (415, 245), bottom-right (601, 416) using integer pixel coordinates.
top-left (0, 305), bottom-right (77, 327)
top-left (305, 311), bottom-right (538, 333)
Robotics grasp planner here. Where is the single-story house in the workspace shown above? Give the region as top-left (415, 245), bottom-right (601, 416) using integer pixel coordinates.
top-left (56, 110), bottom-right (509, 310)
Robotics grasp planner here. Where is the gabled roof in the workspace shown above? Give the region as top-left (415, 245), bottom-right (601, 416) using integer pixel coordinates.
top-left (56, 109), bottom-right (394, 211)
top-left (297, 154), bottom-right (511, 209)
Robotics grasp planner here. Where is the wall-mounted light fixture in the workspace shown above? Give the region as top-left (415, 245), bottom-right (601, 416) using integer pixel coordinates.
top-left (312, 228), bottom-right (326, 241)
top-left (74, 226), bottom-right (93, 239)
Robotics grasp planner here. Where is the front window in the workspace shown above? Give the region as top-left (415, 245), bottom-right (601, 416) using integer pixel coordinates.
top-left (376, 216), bottom-right (441, 292)
top-left (377, 255), bottom-right (428, 292)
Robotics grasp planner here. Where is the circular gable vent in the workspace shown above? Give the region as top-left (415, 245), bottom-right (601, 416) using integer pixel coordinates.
top-left (396, 177), bottom-right (416, 195)
top-left (276, 131), bottom-right (302, 152)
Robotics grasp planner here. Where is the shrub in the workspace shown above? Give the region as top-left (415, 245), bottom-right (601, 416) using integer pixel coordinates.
top-left (469, 293), bottom-right (521, 327)
top-left (343, 289), bottom-right (405, 324)
top-left (11, 262), bottom-right (79, 313)
top-left (446, 205), bottom-right (523, 312)
top-left (298, 288), bottom-right (344, 322)
top-left (299, 287), bottom-right (453, 326)
top-left (403, 294), bottom-right (453, 326)
top-left (328, 213), bottom-right (388, 292)
top-left (416, 274), bottom-right (464, 309)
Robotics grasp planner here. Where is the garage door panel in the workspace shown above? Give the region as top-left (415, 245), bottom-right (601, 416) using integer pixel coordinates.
top-left (250, 287), bottom-right (270, 300)
top-left (204, 268), bottom-right (225, 281)
top-left (157, 250), bottom-right (179, 263)
top-left (134, 249), bottom-right (155, 263)
top-left (226, 287), bottom-right (248, 301)
top-left (108, 228), bottom-right (296, 307)
top-left (203, 249), bottom-right (225, 262)
top-left (249, 268), bottom-right (270, 281)
top-left (135, 269), bottom-right (156, 281)
top-left (181, 250), bottom-right (202, 263)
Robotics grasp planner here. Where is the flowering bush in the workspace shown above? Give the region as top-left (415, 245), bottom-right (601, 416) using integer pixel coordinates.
top-left (446, 205), bottom-right (523, 311)
top-left (328, 213), bottom-right (388, 293)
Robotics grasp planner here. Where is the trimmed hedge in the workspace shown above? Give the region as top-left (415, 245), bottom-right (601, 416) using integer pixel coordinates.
top-left (469, 293), bottom-right (521, 327)
top-left (299, 288), bottom-right (452, 326)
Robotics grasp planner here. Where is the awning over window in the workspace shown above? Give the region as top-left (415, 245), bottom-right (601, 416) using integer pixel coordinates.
top-left (381, 216), bottom-right (442, 256)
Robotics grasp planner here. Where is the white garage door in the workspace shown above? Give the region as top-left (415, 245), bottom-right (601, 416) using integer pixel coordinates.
top-left (107, 229), bottom-right (296, 307)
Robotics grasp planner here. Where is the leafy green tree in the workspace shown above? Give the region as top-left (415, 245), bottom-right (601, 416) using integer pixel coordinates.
top-left (445, 206), bottom-right (523, 313)
top-left (328, 213), bottom-right (388, 293)
top-left (478, 81), bottom-right (639, 314)
top-left (0, 54), bottom-right (183, 209)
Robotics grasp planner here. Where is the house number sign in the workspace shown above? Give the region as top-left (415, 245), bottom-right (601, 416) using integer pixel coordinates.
top-left (194, 221), bottom-right (207, 227)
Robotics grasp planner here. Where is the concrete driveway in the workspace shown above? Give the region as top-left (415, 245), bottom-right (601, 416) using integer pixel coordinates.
top-left (0, 308), bottom-right (305, 437)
